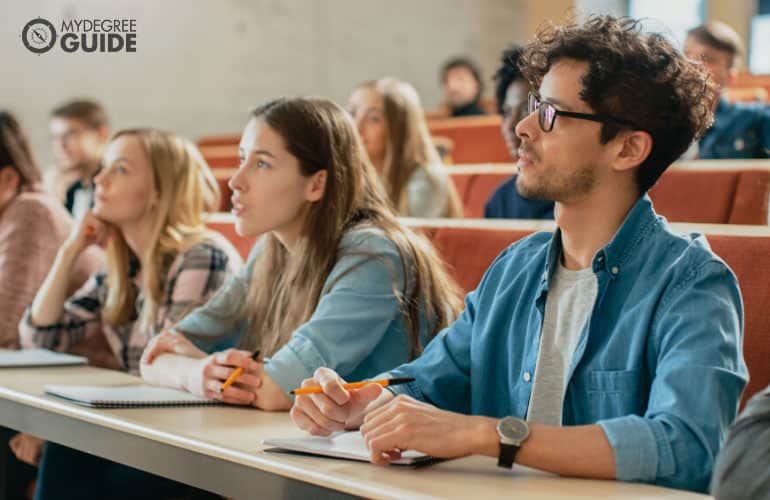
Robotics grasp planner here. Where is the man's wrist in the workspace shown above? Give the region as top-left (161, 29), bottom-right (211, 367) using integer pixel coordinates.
top-left (468, 416), bottom-right (501, 457)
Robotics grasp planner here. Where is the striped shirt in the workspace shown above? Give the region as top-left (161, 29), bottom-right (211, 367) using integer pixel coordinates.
top-left (19, 237), bottom-right (242, 374)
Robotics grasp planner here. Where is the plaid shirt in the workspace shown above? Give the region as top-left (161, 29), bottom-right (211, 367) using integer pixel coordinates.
top-left (19, 239), bottom-right (242, 375)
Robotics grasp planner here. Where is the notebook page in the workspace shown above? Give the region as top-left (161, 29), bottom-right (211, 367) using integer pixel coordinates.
top-left (0, 349), bottom-right (86, 367)
top-left (263, 431), bottom-right (430, 465)
top-left (44, 384), bottom-right (217, 406)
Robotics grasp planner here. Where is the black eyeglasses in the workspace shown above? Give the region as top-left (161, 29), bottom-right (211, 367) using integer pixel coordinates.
top-left (527, 93), bottom-right (639, 132)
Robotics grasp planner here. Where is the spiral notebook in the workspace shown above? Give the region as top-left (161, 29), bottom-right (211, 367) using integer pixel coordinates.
top-left (44, 384), bottom-right (222, 408)
top-left (263, 431), bottom-right (433, 466)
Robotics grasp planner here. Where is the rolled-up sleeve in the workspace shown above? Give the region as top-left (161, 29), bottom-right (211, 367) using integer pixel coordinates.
top-left (599, 260), bottom-right (747, 492)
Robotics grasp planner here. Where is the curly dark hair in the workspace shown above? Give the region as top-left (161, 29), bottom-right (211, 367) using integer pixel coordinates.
top-left (519, 15), bottom-right (717, 194)
top-left (492, 45), bottom-right (524, 115)
top-left (494, 45), bottom-right (526, 115)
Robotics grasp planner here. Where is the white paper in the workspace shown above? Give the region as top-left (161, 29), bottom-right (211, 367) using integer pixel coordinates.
top-left (0, 349), bottom-right (86, 367)
top-left (263, 431), bottom-right (430, 465)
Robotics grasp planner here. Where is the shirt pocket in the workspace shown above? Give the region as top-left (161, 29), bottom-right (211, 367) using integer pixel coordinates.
top-left (586, 369), bottom-right (645, 417)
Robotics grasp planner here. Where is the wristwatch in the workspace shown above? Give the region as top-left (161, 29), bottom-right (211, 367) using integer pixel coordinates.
top-left (496, 416), bottom-right (529, 468)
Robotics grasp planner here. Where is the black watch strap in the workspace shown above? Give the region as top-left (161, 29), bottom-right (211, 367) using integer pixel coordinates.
top-left (497, 442), bottom-right (520, 468)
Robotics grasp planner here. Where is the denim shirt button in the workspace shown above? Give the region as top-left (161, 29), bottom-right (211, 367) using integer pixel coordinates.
top-left (611, 265), bottom-right (620, 275)
top-left (523, 371), bottom-right (532, 382)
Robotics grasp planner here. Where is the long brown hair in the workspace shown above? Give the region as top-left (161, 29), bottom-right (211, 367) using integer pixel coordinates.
top-left (356, 79), bottom-right (463, 217)
top-left (102, 129), bottom-right (221, 330)
top-left (243, 98), bottom-right (463, 357)
top-left (0, 111), bottom-right (43, 191)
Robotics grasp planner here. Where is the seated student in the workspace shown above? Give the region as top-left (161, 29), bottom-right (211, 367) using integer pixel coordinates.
top-left (0, 111), bottom-right (103, 349)
top-left (711, 385), bottom-right (770, 500)
top-left (684, 22), bottom-right (770, 159)
top-left (347, 78), bottom-right (463, 218)
top-left (49, 99), bottom-right (110, 220)
top-left (484, 45), bottom-right (555, 219)
top-left (290, 16), bottom-right (747, 494)
top-left (0, 112), bottom-right (102, 500)
top-left (19, 128), bottom-right (242, 500)
top-left (438, 57), bottom-right (487, 117)
top-left (140, 97), bottom-right (463, 412)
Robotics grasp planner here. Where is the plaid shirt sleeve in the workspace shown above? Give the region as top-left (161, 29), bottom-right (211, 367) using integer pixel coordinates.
top-left (154, 241), bottom-right (240, 333)
top-left (18, 271), bottom-right (107, 352)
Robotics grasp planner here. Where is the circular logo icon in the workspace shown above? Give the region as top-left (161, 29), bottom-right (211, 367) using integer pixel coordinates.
top-left (21, 17), bottom-right (57, 54)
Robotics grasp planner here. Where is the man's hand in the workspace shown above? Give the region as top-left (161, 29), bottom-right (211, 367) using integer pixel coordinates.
top-left (360, 395), bottom-right (497, 464)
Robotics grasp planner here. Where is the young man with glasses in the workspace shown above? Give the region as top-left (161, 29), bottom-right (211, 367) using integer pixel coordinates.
top-left (290, 16), bottom-right (747, 493)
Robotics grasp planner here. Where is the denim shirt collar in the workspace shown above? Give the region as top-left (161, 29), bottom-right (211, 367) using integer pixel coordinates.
top-left (541, 194), bottom-right (659, 288)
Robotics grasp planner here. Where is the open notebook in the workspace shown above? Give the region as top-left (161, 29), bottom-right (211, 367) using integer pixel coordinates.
top-left (263, 431), bottom-right (433, 466)
top-left (0, 349), bottom-right (86, 368)
top-left (44, 384), bottom-right (222, 408)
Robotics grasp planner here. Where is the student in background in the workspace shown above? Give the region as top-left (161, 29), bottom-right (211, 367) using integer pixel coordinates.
top-left (140, 97), bottom-right (463, 412)
top-left (347, 78), bottom-right (463, 218)
top-left (439, 57), bottom-right (487, 117)
top-left (21, 128), bottom-right (242, 499)
top-left (0, 111), bottom-right (103, 500)
top-left (0, 111), bottom-right (103, 349)
top-left (711, 385), bottom-right (770, 500)
top-left (484, 45), bottom-right (555, 220)
top-left (684, 22), bottom-right (770, 159)
top-left (49, 99), bottom-right (110, 220)
top-left (291, 16), bottom-right (746, 494)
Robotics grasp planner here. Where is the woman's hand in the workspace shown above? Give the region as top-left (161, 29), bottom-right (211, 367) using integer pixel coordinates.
top-left (63, 210), bottom-right (114, 255)
top-left (186, 349), bottom-right (263, 406)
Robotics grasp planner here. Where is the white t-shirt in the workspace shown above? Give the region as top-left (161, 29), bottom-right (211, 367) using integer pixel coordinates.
top-left (527, 260), bottom-right (598, 426)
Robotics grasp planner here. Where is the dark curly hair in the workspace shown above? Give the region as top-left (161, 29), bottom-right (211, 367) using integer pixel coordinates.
top-left (519, 15), bottom-right (717, 194)
top-left (494, 45), bottom-right (526, 115)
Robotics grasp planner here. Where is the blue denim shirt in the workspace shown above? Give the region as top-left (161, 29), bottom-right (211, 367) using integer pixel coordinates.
top-left (699, 97), bottom-right (770, 159)
top-left (175, 227), bottom-right (431, 396)
top-left (387, 195), bottom-right (747, 493)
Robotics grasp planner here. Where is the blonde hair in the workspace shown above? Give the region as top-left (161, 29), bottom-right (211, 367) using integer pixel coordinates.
top-left (357, 78), bottom-right (463, 217)
top-left (102, 129), bottom-right (220, 331)
top-left (243, 98), bottom-right (463, 358)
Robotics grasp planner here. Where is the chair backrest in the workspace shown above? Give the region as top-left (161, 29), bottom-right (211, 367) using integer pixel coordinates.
top-left (197, 135), bottom-right (240, 147)
top-left (724, 86), bottom-right (769, 103)
top-left (427, 116), bottom-right (510, 164)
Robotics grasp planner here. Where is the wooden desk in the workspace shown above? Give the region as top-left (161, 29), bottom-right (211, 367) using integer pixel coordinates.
top-left (0, 366), bottom-right (709, 499)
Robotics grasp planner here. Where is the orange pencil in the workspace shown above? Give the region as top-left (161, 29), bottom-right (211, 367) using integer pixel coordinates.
top-left (220, 350), bottom-right (260, 392)
top-left (289, 377), bottom-right (415, 395)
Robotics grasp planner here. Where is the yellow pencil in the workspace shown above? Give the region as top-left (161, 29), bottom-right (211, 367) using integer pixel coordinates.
top-left (220, 350), bottom-right (260, 392)
top-left (289, 377), bottom-right (415, 395)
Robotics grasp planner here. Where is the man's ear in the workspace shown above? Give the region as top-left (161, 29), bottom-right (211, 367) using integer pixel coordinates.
top-left (613, 130), bottom-right (653, 173)
top-left (306, 169), bottom-right (327, 202)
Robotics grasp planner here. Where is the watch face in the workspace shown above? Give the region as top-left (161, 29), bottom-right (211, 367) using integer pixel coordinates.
top-left (498, 417), bottom-right (529, 442)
